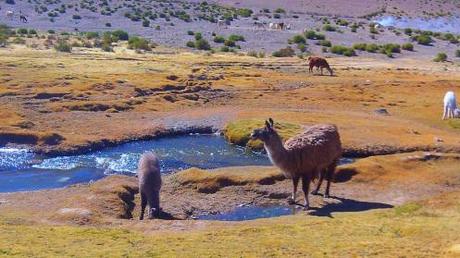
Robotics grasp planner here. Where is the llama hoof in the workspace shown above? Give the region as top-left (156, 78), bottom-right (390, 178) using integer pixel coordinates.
top-left (311, 190), bottom-right (320, 195)
top-left (303, 205), bottom-right (310, 211)
top-left (324, 194), bottom-right (330, 199)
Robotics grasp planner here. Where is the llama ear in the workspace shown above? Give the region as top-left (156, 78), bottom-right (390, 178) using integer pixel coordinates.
top-left (268, 118), bottom-right (274, 127)
top-left (265, 120), bottom-right (271, 129)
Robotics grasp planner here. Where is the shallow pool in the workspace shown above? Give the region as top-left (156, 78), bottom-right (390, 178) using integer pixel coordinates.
top-left (198, 205), bottom-right (302, 221)
top-left (375, 16), bottom-right (460, 33)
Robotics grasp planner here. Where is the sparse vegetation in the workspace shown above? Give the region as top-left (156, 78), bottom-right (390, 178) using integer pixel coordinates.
top-left (413, 34), bottom-right (433, 45)
top-left (128, 36), bottom-right (152, 51)
top-left (54, 40), bottom-right (72, 52)
top-left (331, 45), bottom-right (355, 56)
top-left (402, 43), bottom-right (414, 51)
top-left (272, 46), bottom-right (295, 57)
top-left (433, 52), bottom-right (447, 62)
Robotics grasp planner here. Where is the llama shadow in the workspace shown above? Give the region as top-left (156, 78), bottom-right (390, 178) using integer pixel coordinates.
top-left (157, 210), bottom-right (182, 220)
top-left (308, 196), bottom-right (393, 218)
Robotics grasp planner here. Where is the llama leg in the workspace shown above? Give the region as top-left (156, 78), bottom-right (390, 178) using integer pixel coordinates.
top-left (152, 190), bottom-right (160, 218)
top-left (312, 169), bottom-right (324, 195)
top-left (449, 108), bottom-right (454, 119)
top-left (443, 106), bottom-right (448, 120)
top-left (320, 67), bottom-right (324, 75)
top-left (147, 192), bottom-right (158, 219)
top-left (324, 162), bottom-right (337, 198)
top-left (301, 175), bottom-right (311, 210)
top-left (139, 192), bottom-right (147, 220)
top-left (288, 176), bottom-right (300, 204)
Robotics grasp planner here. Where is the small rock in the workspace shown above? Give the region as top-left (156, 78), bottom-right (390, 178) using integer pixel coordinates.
top-left (374, 108), bottom-right (390, 116)
top-left (434, 137), bottom-right (444, 143)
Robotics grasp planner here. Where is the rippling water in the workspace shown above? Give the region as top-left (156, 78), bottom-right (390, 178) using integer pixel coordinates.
top-left (198, 205), bottom-right (301, 221)
top-left (0, 135), bottom-right (270, 192)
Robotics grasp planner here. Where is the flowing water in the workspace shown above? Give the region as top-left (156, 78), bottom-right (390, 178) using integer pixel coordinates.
top-left (0, 135), bottom-right (271, 192)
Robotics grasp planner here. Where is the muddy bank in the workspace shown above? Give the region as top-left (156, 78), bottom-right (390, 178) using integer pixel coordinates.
top-left (1, 152), bottom-right (459, 226)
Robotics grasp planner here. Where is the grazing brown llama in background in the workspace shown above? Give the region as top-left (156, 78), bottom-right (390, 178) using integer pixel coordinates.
top-left (138, 152), bottom-right (162, 220)
top-left (308, 56), bottom-right (333, 76)
top-left (251, 119), bottom-right (342, 209)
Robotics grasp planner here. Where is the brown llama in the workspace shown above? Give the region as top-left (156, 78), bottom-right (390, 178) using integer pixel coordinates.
top-left (251, 119), bottom-right (342, 209)
top-left (308, 56), bottom-right (333, 76)
top-left (138, 152), bottom-right (162, 220)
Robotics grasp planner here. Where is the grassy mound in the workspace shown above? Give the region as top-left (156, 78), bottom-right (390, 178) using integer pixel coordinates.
top-left (171, 166), bottom-right (284, 193)
top-left (223, 119), bottom-right (301, 150)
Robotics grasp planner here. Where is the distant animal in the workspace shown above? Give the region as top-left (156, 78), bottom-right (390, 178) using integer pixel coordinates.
top-left (269, 22), bottom-right (284, 30)
top-left (285, 23), bottom-right (292, 30)
top-left (251, 119), bottom-right (342, 209)
top-left (253, 21), bottom-right (265, 29)
top-left (138, 152), bottom-right (162, 220)
top-left (308, 56), bottom-right (333, 76)
top-left (19, 14), bottom-right (27, 23)
top-left (443, 91), bottom-right (458, 120)
top-left (6, 10), bottom-right (13, 20)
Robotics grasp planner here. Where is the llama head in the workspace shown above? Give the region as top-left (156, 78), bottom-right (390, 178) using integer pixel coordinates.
top-left (250, 118), bottom-right (278, 142)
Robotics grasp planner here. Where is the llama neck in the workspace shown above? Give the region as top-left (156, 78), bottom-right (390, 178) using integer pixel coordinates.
top-left (264, 134), bottom-right (289, 167)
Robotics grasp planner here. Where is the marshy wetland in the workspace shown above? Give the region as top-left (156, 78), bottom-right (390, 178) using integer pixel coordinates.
top-left (1, 0), bottom-right (460, 256)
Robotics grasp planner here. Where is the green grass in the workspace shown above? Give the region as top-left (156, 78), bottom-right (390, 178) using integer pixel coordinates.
top-left (448, 120), bottom-right (460, 129)
top-left (0, 192), bottom-right (459, 257)
top-left (223, 119), bottom-right (301, 150)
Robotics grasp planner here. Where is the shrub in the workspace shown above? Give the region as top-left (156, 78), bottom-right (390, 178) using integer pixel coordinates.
top-left (433, 52), bottom-right (447, 62)
top-left (456, 49), bottom-right (460, 57)
top-left (369, 26), bottom-right (378, 34)
top-left (85, 32), bottom-right (99, 39)
top-left (72, 14), bottom-right (81, 19)
top-left (228, 34), bottom-right (245, 42)
top-left (47, 29), bottom-right (55, 34)
top-left (54, 40), bottom-right (72, 52)
top-left (323, 24), bottom-right (336, 32)
top-left (304, 30), bottom-right (325, 40)
top-left (291, 34), bottom-right (305, 44)
top-left (331, 45), bottom-right (355, 56)
top-left (105, 23), bottom-right (111, 27)
top-left (274, 8), bottom-right (286, 13)
top-left (17, 28), bottom-right (28, 34)
top-left (186, 41), bottom-right (195, 48)
top-left (101, 42), bottom-right (113, 52)
top-left (213, 35), bottom-right (225, 43)
top-left (128, 36), bottom-right (151, 51)
top-left (247, 50), bottom-right (258, 57)
top-left (28, 29), bottom-right (37, 35)
top-left (352, 43), bottom-right (367, 50)
top-left (273, 14), bottom-right (281, 19)
top-left (220, 46), bottom-right (230, 52)
top-left (237, 8), bottom-right (253, 17)
top-left (297, 43), bottom-right (307, 52)
top-left (414, 34), bottom-right (432, 45)
top-left (272, 46), bottom-right (295, 57)
top-left (382, 43), bottom-right (400, 53)
top-left (187, 30), bottom-right (194, 35)
top-left (195, 38), bottom-right (211, 50)
top-left (155, 25), bottom-right (160, 30)
top-left (318, 40), bottom-right (331, 47)
top-left (6, 0), bottom-right (15, 4)
top-left (142, 19), bottom-right (150, 27)
top-left (258, 52), bottom-right (265, 58)
top-left (404, 28), bottom-right (412, 35)
top-left (336, 19), bottom-right (349, 26)
top-left (365, 43), bottom-right (379, 53)
top-left (224, 39), bottom-right (236, 47)
top-left (401, 43), bottom-right (414, 51)
top-left (111, 30), bottom-right (129, 41)
top-left (194, 32), bottom-right (202, 40)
